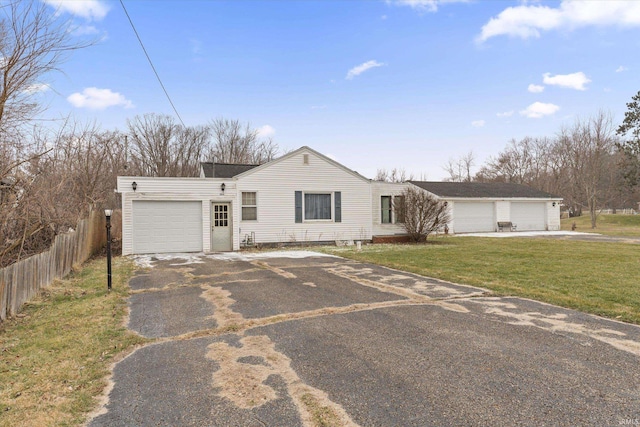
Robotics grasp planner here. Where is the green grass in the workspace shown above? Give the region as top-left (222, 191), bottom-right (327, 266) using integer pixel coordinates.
top-left (321, 237), bottom-right (640, 324)
top-left (0, 257), bottom-right (148, 427)
top-left (562, 214), bottom-right (640, 236)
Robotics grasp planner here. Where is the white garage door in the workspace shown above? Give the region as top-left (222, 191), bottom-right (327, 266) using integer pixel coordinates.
top-left (511, 202), bottom-right (546, 231)
top-left (132, 201), bottom-right (202, 254)
top-left (454, 202), bottom-right (495, 233)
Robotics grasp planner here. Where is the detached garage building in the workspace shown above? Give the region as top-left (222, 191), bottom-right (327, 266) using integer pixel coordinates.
top-left (117, 147), bottom-right (563, 255)
top-left (408, 181), bottom-right (562, 234)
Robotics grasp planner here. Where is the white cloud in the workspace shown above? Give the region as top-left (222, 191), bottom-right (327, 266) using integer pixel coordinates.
top-left (346, 60), bottom-right (385, 80)
top-left (388, 0), bottom-right (468, 13)
top-left (528, 84), bottom-right (545, 93)
top-left (471, 120), bottom-right (485, 127)
top-left (67, 87), bottom-right (134, 110)
top-left (616, 65), bottom-right (627, 73)
top-left (23, 83), bottom-right (50, 94)
top-left (257, 125), bottom-right (275, 138)
top-left (543, 72), bottom-right (590, 90)
top-left (497, 111), bottom-right (514, 118)
top-left (478, 1), bottom-right (640, 42)
top-left (44, 0), bottom-right (110, 21)
top-left (520, 102), bottom-right (560, 118)
top-left (71, 25), bottom-right (100, 36)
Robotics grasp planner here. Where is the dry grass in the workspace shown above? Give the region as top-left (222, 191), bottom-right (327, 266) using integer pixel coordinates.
top-left (301, 393), bottom-right (344, 427)
top-left (0, 257), bottom-right (148, 427)
top-left (562, 214), bottom-right (640, 237)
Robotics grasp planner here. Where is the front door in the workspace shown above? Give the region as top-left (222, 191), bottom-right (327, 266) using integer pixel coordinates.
top-left (211, 203), bottom-right (232, 251)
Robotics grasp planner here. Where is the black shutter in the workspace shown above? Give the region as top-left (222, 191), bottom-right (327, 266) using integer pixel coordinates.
top-left (334, 191), bottom-right (341, 223)
top-left (295, 191), bottom-right (302, 223)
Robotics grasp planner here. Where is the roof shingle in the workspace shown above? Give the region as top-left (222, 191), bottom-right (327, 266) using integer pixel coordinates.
top-left (200, 162), bottom-right (259, 178)
top-left (408, 181), bottom-right (560, 199)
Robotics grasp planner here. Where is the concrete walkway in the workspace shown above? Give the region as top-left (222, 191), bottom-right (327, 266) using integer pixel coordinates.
top-left (87, 252), bottom-right (640, 426)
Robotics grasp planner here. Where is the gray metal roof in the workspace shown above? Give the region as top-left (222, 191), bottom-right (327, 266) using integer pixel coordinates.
top-left (409, 181), bottom-right (560, 199)
top-left (200, 162), bottom-right (260, 178)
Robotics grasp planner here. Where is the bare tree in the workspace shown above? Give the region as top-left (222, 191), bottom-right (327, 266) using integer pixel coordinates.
top-left (556, 111), bottom-right (618, 228)
top-left (398, 186), bottom-right (450, 242)
top-left (0, 120), bottom-right (126, 266)
top-left (208, 118), bottom-right (279, 164)
top-left (127, 114), bottom-right (209, 177)
top-left (0, 0), bottom-right (92, 136)
top-left (616, 90), bottom-right (640, 189)
top-left (443, 151), bottom-right (475, 182)
top-left (374, 167), bottom-right (414, 182)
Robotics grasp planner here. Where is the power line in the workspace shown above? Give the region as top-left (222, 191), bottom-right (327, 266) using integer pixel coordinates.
top-left (119, 0), bottom-right (186, 127)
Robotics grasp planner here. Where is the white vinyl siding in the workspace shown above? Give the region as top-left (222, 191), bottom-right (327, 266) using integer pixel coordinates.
top-left (241, 192), bottom-right (257, 221)
top-left (132, 201), bottom-right (202, 254)
top-left (237, 149), bottom-right (372, 244)
top-left (511, 202), bottom-right (546, 231)
top-left (453, 202), bottom-right (495, 233)
top-left (118, 177), bottom-right (237, 254)
top-left (372, 182), bottom-right (411, 236)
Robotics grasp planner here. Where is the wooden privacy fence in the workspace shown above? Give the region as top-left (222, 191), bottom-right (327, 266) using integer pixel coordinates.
top-left (0, 210), bottom-right (121, 321)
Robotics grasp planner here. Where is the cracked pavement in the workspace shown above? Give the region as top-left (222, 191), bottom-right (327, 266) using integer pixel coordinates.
top-left (87, 251), bottom-right (640, 426)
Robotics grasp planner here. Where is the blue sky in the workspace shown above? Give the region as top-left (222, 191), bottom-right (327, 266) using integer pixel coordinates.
top-left (35, 0), bottom-right (640, 179)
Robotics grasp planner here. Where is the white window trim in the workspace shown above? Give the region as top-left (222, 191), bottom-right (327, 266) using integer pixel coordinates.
top-left (381, 194), bottom-right (405, 225)
top-left (241, 191), bottom-right (258, 222)
top-left (303, 191), bottom-right (334, 222)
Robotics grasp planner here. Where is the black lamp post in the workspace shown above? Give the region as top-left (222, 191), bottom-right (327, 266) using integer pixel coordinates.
top-left (105, 209), bottom-right (113, 291)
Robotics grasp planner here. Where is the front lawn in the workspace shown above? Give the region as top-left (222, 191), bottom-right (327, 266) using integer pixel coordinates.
top-left (0, 257), bottom-right (147, 427)
top-left (562, 214), bottom-right (640, 237)
top-left (321, 237), bottom-right (640, 325)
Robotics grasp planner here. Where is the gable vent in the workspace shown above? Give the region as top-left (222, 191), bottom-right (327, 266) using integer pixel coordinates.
top-left (303, 154), bottom-right (309, 165)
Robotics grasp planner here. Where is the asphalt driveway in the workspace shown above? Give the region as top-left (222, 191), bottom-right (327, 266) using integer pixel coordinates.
top-left (88, 251), bottom-right (640, 427)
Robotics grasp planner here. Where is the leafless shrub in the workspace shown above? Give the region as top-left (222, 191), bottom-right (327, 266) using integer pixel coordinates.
top-left (398, 186), bottom-right (450, 242)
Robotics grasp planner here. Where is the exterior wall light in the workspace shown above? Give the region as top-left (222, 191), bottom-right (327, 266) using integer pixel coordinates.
top-left (221, 183), bottom-right (226, 193)
top-left (132, 181), bottom-right (137, 192)
top-left (552, 202), bottom-right (556, 207)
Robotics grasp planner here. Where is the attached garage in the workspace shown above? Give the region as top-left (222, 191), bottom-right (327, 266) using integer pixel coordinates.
top-left (453, 202), bottom-right (495, 233)
top-left (132, 201), bottom-right (203, 254)
top-left (511, 202), bottom-right (547, 231)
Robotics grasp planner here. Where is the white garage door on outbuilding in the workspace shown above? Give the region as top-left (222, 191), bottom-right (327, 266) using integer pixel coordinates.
top-left (132, 200), bottom-right (203, 254)
top-left (453, 202), bottom-right (495, 233)
top-left (511, 202), bottom-right (546, 231)
top-left (407, 181), bottom-right (561, 234)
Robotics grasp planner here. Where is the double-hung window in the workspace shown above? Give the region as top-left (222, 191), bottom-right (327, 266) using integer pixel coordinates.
top-left (295, 191), bottom-right (341, 223)
top-left (304, 193), bottom-right (332, 220)
top-left (242, 192), bottom-right (257, 221)
top-left (394, 195), bottom-right (405, 223)
top-left (381, 195), bottom-right (405, 224)
top-left (381, 196), bottom-right (392, 224)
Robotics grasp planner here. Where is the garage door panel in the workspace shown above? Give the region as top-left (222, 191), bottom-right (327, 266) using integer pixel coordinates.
top-left (511, 202), bottom-right (546, 231)
top-left (133, 201), bottom-right (202, 254)
top-left (454, 202), bottom-right (495, 233)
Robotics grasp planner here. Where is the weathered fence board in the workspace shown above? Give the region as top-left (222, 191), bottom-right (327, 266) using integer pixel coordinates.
top-left (0, 210), bottom-right (122, 321)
